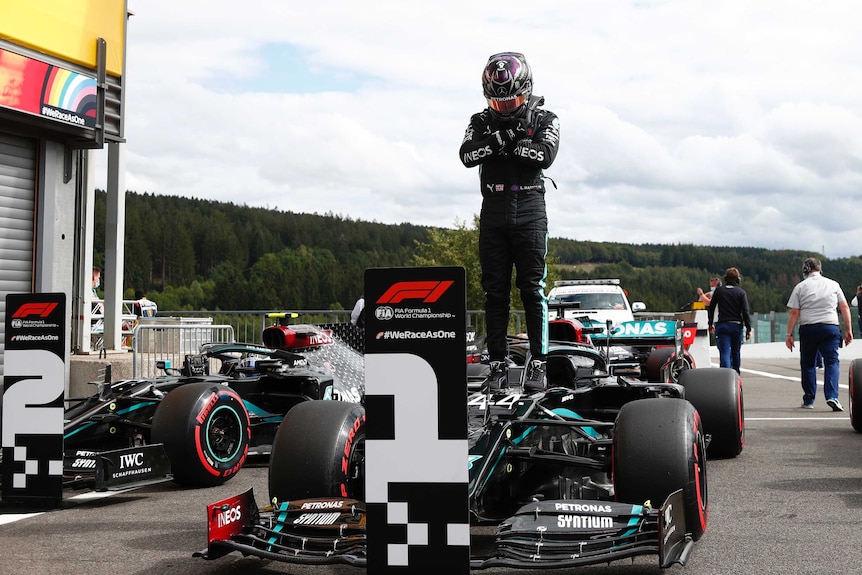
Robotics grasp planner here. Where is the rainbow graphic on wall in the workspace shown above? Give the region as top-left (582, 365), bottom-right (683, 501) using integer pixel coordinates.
top-left (41, 66), bottom-right (97, 128)
top-left (0, 47), bottom-right (96, 129)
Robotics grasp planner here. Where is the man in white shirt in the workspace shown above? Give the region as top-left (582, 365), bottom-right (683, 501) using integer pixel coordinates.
top-left (785, 257), bottom-right (853, 410)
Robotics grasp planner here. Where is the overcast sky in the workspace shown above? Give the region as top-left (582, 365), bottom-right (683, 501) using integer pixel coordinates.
top-left (97, 1), bottom-right (862, 258)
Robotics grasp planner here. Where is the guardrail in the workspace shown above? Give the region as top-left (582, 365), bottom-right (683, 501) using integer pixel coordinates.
top-left (155, 308), bottom-right (851, 347)
top-left (156, 309), bottom-right (502, 346)
top-left (132, 323), bottom-right (235, 378)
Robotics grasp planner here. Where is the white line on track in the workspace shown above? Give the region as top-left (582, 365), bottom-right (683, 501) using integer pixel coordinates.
top-left (730, 362), bottom-right (851, 419)
top-left (746, 417), bottom-right (846, 421)
top-left (740, 367), bottom-right (797, 381)
top-left (730, 363), bottom-right (849, 390)
top-left (0, 487), bottom-right (135, 526)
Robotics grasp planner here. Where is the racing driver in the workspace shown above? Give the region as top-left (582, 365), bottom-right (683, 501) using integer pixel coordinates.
top-left (459, 51), bottom-right (561, 391)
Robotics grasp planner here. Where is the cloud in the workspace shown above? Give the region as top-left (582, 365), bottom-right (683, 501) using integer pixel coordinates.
top-left (94, 0), bottom-right (862, 258)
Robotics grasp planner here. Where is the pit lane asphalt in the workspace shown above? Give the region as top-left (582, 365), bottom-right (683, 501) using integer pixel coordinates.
top-left (2, 348), bottom-right (861, 575)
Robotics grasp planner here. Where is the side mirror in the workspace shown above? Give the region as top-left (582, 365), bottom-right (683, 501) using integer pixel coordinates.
top-left (631, 302), bottom-right (646, 312)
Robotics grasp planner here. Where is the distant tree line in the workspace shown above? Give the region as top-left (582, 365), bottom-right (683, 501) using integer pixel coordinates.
top-left (551, 242), bottom-right (862, 313)
top-left (94, 191), bottom-right (862, 314)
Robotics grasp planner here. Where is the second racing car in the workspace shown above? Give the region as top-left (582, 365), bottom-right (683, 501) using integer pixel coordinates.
top-left (60, 320), bottom-right (363, 491)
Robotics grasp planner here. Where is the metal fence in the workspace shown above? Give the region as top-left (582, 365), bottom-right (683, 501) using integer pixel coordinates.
top-left (132, 322), bottom-right (235, 378)
top-left (157, 309), bottom-right (504, 346)
top-left (157, 309), bottom-right (828, 347)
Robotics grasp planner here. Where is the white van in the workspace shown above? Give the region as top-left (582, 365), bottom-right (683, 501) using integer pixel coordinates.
top-left (547, 279), bottom-right (646, 329)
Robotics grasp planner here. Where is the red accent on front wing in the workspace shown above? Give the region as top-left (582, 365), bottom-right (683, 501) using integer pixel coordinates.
top-left (206, 488), bottom-right (255, 545)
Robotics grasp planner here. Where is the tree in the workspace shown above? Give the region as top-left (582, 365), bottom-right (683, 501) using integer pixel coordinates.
top-left (413, 216), bottom-right (484, 310)
top-left (412, 216), bottom-right (561, 311)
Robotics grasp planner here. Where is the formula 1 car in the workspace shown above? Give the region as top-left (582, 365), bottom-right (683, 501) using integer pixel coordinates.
top-left (60, 322), bottom-right (363, 491)
top-left (195, 336), bottom-right (744, 569)
top-left (548, 299), bottom-right (697, 384)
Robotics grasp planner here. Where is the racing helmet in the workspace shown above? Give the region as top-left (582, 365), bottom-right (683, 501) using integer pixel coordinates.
top-left (482, 52), bottom-right (532, 117)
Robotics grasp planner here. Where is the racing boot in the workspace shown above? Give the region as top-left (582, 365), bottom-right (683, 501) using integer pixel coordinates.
top-left (486, 360), bottom-right (508, 390)
top-left (524, 359), bottom-right (547, 392)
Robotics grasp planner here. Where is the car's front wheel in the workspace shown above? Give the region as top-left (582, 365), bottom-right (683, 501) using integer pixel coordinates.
top-left (613, 398), bottom-right (708, 541)
top-left (151, 382), bottom-right (250, 486)
top-left (268, 401), bottom-right (365, 508)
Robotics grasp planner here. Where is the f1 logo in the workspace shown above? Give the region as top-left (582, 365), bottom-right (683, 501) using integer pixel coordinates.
top-left (12, 303), bottom-right (58, 319)
top-left (377, 281), bottom-right (454, 304)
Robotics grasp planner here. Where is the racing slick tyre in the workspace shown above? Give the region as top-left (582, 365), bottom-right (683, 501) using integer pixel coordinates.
top-left (269, 400), bottom-right (365, 507)
top-left (151, 382), bottom-right (250, 487)
top-left (679, 367), bottom-right (744, 458)
top-left (850, 359), bottom-right (862, 432)
top-left (614, 398), bottom-right (708, 541)
top-left (644, 348), bottom-right (693, 383)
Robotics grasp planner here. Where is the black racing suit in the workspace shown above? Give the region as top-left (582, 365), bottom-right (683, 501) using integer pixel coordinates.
top-left (459, 103), bottom-right (561, 363)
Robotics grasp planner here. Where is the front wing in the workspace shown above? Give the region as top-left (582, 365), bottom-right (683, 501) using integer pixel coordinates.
top-left (63, 443), bottom-right (172, 491)
top-left (194, 489), bottom-right (693, 569)
top-left (471, 489), bottom-right (691, 569)
top-left (194, 490), bottom-right (366, 566)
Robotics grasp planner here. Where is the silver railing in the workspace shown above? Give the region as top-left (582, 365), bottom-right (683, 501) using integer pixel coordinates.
top-left (154, 308), bottom-right (844, 348)
top-left (132, 321), bottom-right (235, 377)
top-left (156, 309), bottom-right (503, 346)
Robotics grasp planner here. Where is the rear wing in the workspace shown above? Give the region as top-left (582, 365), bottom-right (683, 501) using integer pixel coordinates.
top-left (588, 319), bottom-right (695, 348)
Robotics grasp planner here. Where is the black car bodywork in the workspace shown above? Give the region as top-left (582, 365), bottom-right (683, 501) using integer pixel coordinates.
top-left (61, 323), bottom-right (364, 491)
top-left (196, 327), bottom-right (744, 569)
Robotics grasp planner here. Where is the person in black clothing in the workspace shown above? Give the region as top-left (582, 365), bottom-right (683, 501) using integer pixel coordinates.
top-left (459, 52), bottom-right (561, 391)
top-left (851, 285), bottom-right (862, 337)
top-left (707, 267), bottom-right (751, 374)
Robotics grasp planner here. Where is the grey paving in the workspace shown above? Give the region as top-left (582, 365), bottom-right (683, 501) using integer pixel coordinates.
top-left (1, 355), bottom-right (860, 574)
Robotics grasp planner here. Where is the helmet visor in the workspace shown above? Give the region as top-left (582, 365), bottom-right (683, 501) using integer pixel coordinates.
top-left (487, 93), bottom-right (528, 114)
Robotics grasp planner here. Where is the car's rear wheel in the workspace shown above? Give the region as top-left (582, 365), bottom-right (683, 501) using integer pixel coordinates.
top-left (268, 401), bottom-right (365, 507)
top-left (151, 382), bottom-right (250, 486)
top-left (679, 367), bottom-right (744, 458)
top-left (644, 347), bottom-right (693, 383)
top-left (850, 359), bottom-right (862, 432)
top-left (614, 398), bottom-right (708, 541)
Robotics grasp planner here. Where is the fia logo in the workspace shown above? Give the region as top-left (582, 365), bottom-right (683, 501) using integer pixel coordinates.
top-left (375, 306), bottom-right (394, 321)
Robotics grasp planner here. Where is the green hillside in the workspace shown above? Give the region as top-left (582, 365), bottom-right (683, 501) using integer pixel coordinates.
top-left (95, 191), bottom-right (862, 313)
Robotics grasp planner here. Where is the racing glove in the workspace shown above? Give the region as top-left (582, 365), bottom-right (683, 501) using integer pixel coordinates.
top-left (511, 117), bottom-right (533, 138)
top-left (492, 125), bottom-right (519, 150)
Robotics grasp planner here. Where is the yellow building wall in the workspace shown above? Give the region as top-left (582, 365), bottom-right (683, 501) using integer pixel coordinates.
top-left (0, 0), bottom-right (126, 77)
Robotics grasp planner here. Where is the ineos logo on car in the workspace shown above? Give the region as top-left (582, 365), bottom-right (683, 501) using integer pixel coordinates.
top-left (216, 504), bottom-right (242, 528)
